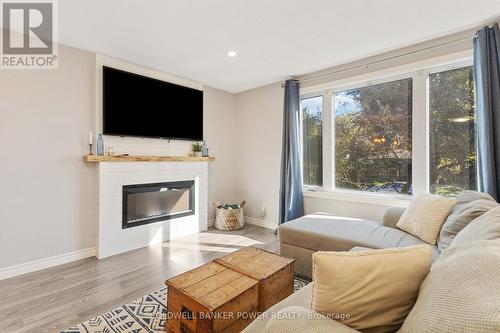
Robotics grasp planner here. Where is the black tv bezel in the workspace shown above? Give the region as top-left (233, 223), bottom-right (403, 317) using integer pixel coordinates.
top-left (102, 66), bottom-right (204, 141)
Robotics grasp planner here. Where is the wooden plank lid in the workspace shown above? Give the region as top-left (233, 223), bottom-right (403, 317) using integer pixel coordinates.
top-left (166, 262), bottom-right (258, 311)
top-left (214, 246), bottom-right (294, 280)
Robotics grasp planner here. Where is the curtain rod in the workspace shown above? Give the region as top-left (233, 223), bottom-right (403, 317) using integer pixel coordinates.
top-left (281, 31), bottom-right (478, 88)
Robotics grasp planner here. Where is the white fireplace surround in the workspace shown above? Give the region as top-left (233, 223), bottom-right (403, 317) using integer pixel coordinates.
top-left (92, 55), bottom-right (209, 259)
top-left (97, 161), bottom-right (208, 259)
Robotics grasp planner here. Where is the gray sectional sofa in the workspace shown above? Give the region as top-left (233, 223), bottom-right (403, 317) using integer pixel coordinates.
top-left (278, 208), bottom-right (440, 278)
top-left (242, 192), bottom-right (500, 332)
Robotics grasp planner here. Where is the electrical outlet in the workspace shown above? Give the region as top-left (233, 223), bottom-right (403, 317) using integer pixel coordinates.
top-left (260, 205), bottom-right (267, 218)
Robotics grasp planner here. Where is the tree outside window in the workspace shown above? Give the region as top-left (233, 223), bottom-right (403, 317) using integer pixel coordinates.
top-left (334, 78), bottom-right (413, 194)
top-left (429, 66), bottom-right (476, 196)
top-left (301, 96), bottom-right (323, 187)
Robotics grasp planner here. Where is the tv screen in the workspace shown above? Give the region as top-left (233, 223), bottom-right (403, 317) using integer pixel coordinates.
top-left (103, 66), bottom-right (203, 141)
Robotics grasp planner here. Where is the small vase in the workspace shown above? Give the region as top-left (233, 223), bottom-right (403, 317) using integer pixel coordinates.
top-left (201, 141), bottom-right (209, 157)
top-left (194, 152), bottom-right (202, 157)
top-left (96, 134), bottom-right (104, 156)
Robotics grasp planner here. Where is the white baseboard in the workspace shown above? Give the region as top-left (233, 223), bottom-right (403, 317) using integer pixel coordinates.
top-left (0, 247), bottom-right (96, 281)
top-left (244, 216), bottom-right (277, 230)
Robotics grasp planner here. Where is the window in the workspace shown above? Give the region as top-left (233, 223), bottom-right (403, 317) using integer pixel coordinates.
top-left (300, 58), bottom-right (476, 200)
top-left (334, 78), bottom-right (413, 194)
top-left (429, 66), bottom-right (476, 196)
top-left (301, 95), bottom-right (323, 187)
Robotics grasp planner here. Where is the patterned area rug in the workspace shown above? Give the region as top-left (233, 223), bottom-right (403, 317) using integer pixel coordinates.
top-left (61, 277), bottom-right (310, 333)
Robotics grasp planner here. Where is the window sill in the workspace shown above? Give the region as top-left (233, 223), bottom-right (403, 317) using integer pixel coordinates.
top-left (303, 189), bottom-right (412, 207)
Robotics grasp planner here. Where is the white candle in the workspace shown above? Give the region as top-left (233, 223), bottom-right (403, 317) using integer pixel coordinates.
top-left (89, 131), bottom-right (93, 144)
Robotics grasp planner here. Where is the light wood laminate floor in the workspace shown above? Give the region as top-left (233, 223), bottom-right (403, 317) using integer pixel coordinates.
top-left (0, 225), bottom-right (278, 333)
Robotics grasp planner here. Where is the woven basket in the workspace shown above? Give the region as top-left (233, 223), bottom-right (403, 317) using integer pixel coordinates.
top-left (213, 201), bottom-right (245, 231)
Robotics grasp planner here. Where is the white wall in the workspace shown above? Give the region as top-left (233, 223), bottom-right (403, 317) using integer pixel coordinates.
top-left (204, 87), bottom-right (237, 218)
top-left (234, 83), bottom-right (283, 227)
top-left (0, 45), bottom-right (237, 271)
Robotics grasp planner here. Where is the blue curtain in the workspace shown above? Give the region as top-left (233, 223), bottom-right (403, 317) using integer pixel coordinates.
top-left (278, 80), bottom-right (304, 225)
top-left (474, 23), bottom-right (500, 201)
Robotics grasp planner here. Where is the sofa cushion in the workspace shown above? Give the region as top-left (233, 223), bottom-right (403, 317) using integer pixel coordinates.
top-left (399, 240), bottom-right (500, 333)
top-left (396, 194), bottom-right (455, 244)
top-left (437, 191), bottom-right (498, 251)
top-left (449, 205), bottom-right (500, 249)
top-left (383, 206), bottom-right (406, 228)
top-left (264, 306), bottom-right (360, 333)
top-left (349, 246), bottom-right (373, 252)
top-left (279, 213), bottom-right (440, 258)
top-left (312, 246), bottom-right (432, 333)
top-left (280, 243), bottom-right (316, 278)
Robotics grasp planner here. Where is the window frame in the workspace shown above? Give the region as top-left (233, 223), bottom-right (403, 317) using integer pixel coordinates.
top-left (300, 51), bottom-right (474, 205)
top-left (300, 91), bottom-right (329, 191)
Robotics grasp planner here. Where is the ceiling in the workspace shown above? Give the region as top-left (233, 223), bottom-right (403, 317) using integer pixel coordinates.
top-left (56, 0), bottom-right (500, 93)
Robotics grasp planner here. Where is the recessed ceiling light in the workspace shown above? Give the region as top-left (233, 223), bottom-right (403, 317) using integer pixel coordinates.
top-left (227, 50), bottom-right (237, 57)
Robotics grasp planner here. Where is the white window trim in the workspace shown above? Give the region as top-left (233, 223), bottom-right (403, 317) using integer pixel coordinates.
top-left (300, 50), bottom-right (472, 95)
top-left (300, 92), bottom-right (326, 191)
top-left (301, 49), bottom-right (474, 204)
top-left (304, 189), bottom-right (411, 207)
top-left (324, 90), bottom-right (333, 191)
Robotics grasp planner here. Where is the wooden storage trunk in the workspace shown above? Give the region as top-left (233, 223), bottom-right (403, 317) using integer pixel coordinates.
top-left (214, 247), bottom-right (295, 311)
top-left (166, 262), bottom-right (259, 333)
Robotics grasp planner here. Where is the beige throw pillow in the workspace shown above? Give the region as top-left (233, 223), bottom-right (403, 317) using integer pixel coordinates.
top-left (312, 246), bottom-right (432, 333)
top-left (437, 191), bottom-right (498, 251)
top-left (399, 240), bottom-right (500, 333)
top-left (448, 205), bottom-right (500, 249)
top-left (397, 194), bottom-right (455, 244)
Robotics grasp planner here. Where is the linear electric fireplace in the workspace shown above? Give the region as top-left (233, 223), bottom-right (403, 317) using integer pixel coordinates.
top-left (122, 180), bottom-right (195, 229)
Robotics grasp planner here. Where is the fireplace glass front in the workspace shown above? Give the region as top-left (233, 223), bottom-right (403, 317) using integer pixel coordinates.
top-left (122, 180), bottom-right (195, 229)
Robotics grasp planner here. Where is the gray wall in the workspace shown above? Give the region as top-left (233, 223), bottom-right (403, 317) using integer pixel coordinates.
top-left (234, 83), bottom-right (283, 226)
top-left (0, 44), bottom-right (97, 268)
top-left (0, 45), bottom-right (237, 269)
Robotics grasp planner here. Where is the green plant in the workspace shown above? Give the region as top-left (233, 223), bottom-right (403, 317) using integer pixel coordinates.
top-left (192, 142), bottom-right (203, 152)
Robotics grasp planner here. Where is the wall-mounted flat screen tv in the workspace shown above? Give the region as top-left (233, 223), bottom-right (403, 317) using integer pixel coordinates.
top-left (103, 66), bottom-right (203, 141)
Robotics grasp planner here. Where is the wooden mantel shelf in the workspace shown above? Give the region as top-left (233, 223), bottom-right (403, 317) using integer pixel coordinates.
top-left (83, 154), bottom-right (215, 163)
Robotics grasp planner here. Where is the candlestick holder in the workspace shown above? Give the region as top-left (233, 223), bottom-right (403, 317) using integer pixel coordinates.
top-left (89, 143), bottom-right (94, 155)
